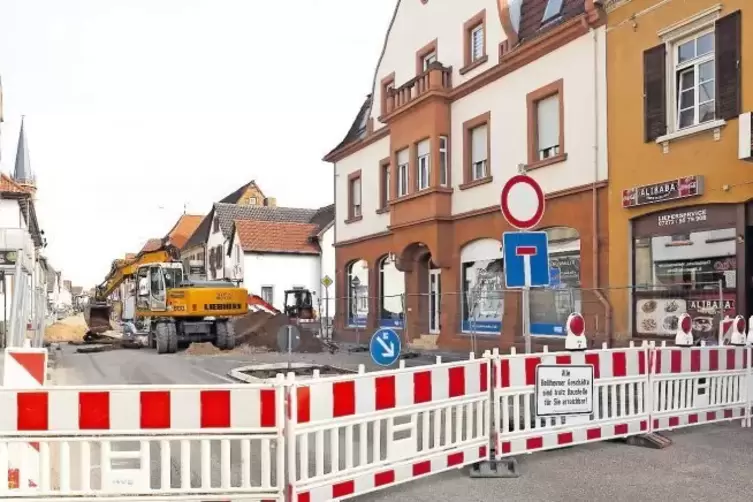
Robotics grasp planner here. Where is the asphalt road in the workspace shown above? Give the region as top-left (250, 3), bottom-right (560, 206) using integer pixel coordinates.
top-left (51, 345), bottom-right (753, 502)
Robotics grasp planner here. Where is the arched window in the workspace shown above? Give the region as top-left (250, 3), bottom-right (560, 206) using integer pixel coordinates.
top-left (379, 256), bottom-right (405, 328)
top-left (529, 226), bottom-right (581, 336)
top-left (347, 259), bottom-right (368, 327)
top-left (460, 239), bottom-right (504, 334)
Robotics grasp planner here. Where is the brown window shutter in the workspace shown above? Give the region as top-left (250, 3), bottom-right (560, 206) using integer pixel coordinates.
top-left (643, 44), bottom-right (667, 142)
top-left (715, 10), bottom-right (741, 121)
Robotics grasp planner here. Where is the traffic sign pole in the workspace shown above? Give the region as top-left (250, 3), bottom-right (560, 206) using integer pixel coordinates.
top-left (500, 175), bottom-right (547, 354)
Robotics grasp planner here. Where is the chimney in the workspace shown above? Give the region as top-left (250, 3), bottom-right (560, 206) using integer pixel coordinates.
top-left (264, 197), bottom-right (277, 207)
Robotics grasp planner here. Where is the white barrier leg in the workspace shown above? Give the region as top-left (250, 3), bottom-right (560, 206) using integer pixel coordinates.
top-left (469, 350), bottom-right (518, 479)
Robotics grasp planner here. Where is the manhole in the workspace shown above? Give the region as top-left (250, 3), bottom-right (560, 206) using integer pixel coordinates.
top-left (231, 362), bottom-right (356, 382)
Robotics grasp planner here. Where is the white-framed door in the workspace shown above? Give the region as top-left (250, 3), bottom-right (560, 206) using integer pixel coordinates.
top-left (429, 269), bottom-right (441, 334)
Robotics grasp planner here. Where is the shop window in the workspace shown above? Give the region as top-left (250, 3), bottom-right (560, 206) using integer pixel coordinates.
top-left (460, 238), bottom-right (504, 334)
top-left (379, 255), bottom-right (405, 328)
top-left (634, 227), bottom-right (736, 340)
top-left (347, 259), bottom-right (369, 327)
top-left (529, 227), bottom-right (582, 336)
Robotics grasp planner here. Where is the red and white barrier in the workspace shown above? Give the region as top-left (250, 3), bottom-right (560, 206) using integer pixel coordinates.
top-left (0, 385), bottom-right (279, 434)
top-left (492, 343), bottom-right (649, 458)
top-left (3, 310), bottom-right (753, 500)
top-left (3, 347), bottom-right (47, 491)
top-left (286, 356), bottom-right (490, 502)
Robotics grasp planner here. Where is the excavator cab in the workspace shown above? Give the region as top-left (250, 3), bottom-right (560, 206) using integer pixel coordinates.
top-left (284, 289), bottom-right (315, 320)
top-left (135, 263), bottom-right (184, 312)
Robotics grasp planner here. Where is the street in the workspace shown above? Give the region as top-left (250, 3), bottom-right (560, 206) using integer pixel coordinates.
top-left (50, 345), bottom-right (753, 502)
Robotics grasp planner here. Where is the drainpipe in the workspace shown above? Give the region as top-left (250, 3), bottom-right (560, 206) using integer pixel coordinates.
top-left (590, 24), bottom-right (613, 347)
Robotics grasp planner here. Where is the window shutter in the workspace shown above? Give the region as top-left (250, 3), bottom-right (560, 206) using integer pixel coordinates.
top-left (352, 178), bottom-right (361, 205)
top-left (536, 95), bottom-right (560, 150)
top-left (715, 10), bottom-right (741, 121)
top-left (643, 44), bottom-right (667, 142)
top-left (471, 125), bottom-right (488, 162)
top-left (417, 139), bottom-right (430, 156)
top-left (397, 148), bottom-right (409, 165)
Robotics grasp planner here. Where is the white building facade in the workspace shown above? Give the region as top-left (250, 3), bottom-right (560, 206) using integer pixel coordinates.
top-left (325, 0), bottom-right (610, 350)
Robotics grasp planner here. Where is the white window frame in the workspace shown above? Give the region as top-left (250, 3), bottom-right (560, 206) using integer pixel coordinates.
top-left (470, 25), bottom-right (484, 62)
top-left (671, 29), bottom-right (715, 131)
top-left (397, 148), bottom-right (409, 197)
top-left (417, 140), bottom-right (430, 191)
top-left (470, 125), bottom-right (488, 181)
top-left (656, 5), bottom-right (726, 143)
top-left (350, 177), bottom-right (362, 218)
top-left (422, 52), bottom-right (437, 71)
top-left (260, 285), bottom-right (274, 305)
top-left (439, 136), bottom-right (448, 186)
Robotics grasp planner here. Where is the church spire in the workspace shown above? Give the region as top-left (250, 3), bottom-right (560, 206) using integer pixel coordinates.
top-left (13, 116), bottom-right (35, 192)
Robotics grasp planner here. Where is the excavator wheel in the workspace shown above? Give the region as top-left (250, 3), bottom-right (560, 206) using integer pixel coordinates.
top-left (215, 320), bottom-right (236, 351)
top-left (166, 322), bottom-right (179, 354)
top-left (155, 321), bottom-right (178, 354)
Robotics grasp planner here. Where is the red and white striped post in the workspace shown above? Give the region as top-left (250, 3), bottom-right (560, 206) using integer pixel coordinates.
top-left (3, 346), bottom-right (47, 490)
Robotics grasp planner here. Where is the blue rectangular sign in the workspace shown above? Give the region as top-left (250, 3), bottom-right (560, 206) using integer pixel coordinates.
top-left (502, 231), bottom-right (550, 289)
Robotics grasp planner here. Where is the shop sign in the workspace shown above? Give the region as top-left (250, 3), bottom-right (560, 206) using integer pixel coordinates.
top-left (657, 208), bottom-right (708, 228)
top-left (622, 176), bottom-right (704, 208)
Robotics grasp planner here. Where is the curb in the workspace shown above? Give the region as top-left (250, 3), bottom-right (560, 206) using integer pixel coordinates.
top-left (227, 363), bottom-right (357, 383)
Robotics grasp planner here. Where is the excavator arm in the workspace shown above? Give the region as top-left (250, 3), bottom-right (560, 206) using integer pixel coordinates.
top-left (95, 239), bottom-right (181, 302)
top-left (86, 238), bottom-right (181, 335)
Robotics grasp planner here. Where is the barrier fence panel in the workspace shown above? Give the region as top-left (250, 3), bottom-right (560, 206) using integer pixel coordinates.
top-left (0, 382), bottom-right (286, 501)
top-left (286, 355), bottom-right (490, 502)
top-left (650, 344), bottom-right (751, 431)
top-left (492, 344), bottom-right (650, 458)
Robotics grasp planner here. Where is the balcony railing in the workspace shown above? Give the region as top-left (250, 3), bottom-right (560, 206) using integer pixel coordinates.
top-left (384, 63), bottom-right (452, 116)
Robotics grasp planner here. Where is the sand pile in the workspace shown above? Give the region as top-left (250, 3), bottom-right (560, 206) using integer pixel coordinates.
top-left (44, 314), bottom-right (89, 343)
top-left (184, 342), bottom-right (222, 356)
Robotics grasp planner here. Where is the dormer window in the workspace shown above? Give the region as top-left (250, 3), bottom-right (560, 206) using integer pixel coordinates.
top-left (541, 0), bottom-right (563, 24)
top-left (422, 52), bottom-right (437, 71)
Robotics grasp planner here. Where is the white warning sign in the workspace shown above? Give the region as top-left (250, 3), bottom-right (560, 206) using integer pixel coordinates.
top-left (535, 365), bottom-right (594, 417)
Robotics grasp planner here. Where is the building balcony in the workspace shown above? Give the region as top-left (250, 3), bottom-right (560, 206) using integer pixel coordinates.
top-left (383, 63), bottom-right (452, 119)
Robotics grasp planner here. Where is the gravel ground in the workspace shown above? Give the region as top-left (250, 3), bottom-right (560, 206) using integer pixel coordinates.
top-left (50, 344), bottom-right (753, 501)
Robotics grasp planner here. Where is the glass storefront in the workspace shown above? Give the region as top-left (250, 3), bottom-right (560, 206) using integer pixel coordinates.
top-left (347, 259), bottom-right (369, 327)
top-left (379, 257), bottom-right (405, 328)
top-left (632, 205), bottom-right (738, 341)
top-left (460, 239), bottom-right (504, 334)
top-left (530, 227), bottom-right (582, 336)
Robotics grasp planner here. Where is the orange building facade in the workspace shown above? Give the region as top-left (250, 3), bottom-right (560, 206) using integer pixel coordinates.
top-left (606, 0), bottom-right (752, 342)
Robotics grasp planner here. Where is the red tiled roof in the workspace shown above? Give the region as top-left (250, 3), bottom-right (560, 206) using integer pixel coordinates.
top-left (166, 214), bottom-right (204, 249)
top-left (140, 238), bottom-right (163, 253)
top-left (0, 173), bottom-right (30, 194)
top-left (234, 220), bottom-right (320, 255)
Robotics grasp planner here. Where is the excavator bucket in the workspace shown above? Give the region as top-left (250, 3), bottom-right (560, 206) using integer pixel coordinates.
top-left (84, 302), bottom-right (113, 334)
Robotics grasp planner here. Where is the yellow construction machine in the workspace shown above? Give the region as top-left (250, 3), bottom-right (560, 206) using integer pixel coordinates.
top-left (86, 238), bottom-right (248, 354)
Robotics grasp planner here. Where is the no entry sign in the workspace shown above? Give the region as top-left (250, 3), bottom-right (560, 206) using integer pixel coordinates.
top-left (500, 174), bottom-right (545, 230)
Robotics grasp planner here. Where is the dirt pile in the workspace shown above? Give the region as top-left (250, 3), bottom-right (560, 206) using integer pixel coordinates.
top-left (44, 314), bottom-right (89, 343)
top-left (232, 311), bottom-right (324, 353)
top-left (185, 342), bottom-right (222, 356)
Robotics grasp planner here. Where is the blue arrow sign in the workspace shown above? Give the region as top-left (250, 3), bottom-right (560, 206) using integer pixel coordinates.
top-left (502, 231), bottom-right (550, 289)
top-left (369, 328), bottom-right (402, 367)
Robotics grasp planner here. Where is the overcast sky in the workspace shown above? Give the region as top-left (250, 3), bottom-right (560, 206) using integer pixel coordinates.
top-left (0, 0), bottom-right (394, 287)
